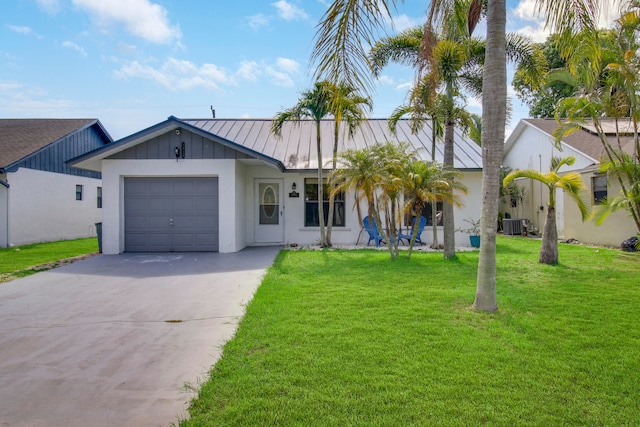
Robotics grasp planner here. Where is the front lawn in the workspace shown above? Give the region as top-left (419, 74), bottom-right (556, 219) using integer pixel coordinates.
top-left (181, 237), bottom-right (640, 426)
top-left (0, 238), bottom-right (98, 281)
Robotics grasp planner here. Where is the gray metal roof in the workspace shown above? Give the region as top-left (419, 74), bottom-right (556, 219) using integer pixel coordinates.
top-left (182, 118), bottom-right (483, 170)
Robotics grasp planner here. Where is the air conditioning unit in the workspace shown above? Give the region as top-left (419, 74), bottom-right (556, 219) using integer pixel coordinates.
top-left (503, 218), bottom-right (525, 235)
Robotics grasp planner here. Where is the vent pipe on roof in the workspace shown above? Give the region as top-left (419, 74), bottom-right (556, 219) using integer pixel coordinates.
top-left (210, 105), bottom-right (216, 118)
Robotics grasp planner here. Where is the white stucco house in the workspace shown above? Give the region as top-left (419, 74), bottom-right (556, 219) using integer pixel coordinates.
top-left (70, 116), bottom-right (483, 254)
top-left (0, 119), bottom-right (113, 247)
top-left (503, 118), bottom-right (638, 247)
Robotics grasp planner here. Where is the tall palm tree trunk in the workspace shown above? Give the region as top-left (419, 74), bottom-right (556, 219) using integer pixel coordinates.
top-left (443, 119), bottom-right (456, 258)
top-left (431, 123), bottom-right (440, 249)
top-left (473, 0), bottom-right (506, 312)
top-left (539, 206), bottom-right (558, 264)
top-left (316, 121), bottom-right (327, 247)
top-left (326, 123), bottom-right (339, 246)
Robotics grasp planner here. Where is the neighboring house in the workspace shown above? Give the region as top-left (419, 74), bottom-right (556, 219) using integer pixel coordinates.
top-left (70, 116), bottom-right (483, 254)
top-left (0, 119), bottom-right (113, 247)
top-left (503, 118), bottom-right (637, 247)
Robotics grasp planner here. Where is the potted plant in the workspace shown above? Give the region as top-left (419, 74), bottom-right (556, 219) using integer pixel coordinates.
top-left (457, 217), bottom-right (481, 248)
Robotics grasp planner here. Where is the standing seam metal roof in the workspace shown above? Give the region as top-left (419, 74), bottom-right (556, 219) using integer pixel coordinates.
top-left (182, 118), bottom-right (482, 170)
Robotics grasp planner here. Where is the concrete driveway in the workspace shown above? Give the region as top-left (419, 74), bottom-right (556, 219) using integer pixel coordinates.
top-left (0, 246), bottom-right (280, 427)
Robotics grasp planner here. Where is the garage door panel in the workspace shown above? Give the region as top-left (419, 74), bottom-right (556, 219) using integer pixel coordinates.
top-left (173, 215), bottom-right (195, 228)
top-left (147, 179), bottom-right (172, 195)
top-left (195, 198), bottom-right (217, 210)
top-left (196, 214), bottom-right (217, 228)
top-left (173, 198), bottom-right (195, 212)
top-left (126, 215), bottom-right (148, 229)
top-left (147, 198), bottom-right (171, 212)
top-left (125, 177), bottom-right (219, 252)
top-left (195, 179), bottom-right (217, 195)
top-left (148, 216), bottom-right (171, 228)
top-left (126, 179), bottom-right (149, 195)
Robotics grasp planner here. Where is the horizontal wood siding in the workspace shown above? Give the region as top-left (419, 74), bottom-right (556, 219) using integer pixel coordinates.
top-left (107, 129), bottom-right (253, 161)
top-left (11, 125), bottom-right (108, 178)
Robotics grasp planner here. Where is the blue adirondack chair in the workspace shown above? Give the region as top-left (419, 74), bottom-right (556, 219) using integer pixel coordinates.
top-left (398, 216), bottom-right (427, 245)
top-left (363, 216), bottom-right (384, 247)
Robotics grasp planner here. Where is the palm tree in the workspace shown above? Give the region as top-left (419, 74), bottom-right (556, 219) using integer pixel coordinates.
top-left (552, 7), bottom-right (640, 234)
top-left (312, 0), bottom-right (602, 311)
top-left (402, 160), bottom-right (467, 258)
top-left (371, 22), bottom-right (542, 259)
top-left (271, 81), bottom-right (332, 247)
top-left (329, 145), bottom-right (388, 253)
top-left (503, 156), bottom-right (590, 265)
top-left (388, 87), bottom-right (446, 249)
top-left (325, 82), bottom-right (372, 246)
top-left (372, 142), bottom-right (415, 259)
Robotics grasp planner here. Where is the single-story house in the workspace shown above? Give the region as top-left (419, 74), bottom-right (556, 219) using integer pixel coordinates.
top-left (503, 118), bottom-right (638, 246)
top-left (70, 116), bottom-right (483, 253)
top-left (0, 119), bottom-right (113, 247)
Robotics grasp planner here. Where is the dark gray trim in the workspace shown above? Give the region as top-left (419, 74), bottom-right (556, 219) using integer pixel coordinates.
top-left (0, 179), bottom-right (8, 188)
top-left (176, 119), bottom-right (285, 170)
top-left (68, 116), bottom-right (285, 171)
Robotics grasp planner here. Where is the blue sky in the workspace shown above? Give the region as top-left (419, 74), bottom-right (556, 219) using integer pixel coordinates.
top-left (0, 0), bottom-right (594, 140)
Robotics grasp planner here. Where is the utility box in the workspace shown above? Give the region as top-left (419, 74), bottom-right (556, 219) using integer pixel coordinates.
top-left (503, 218), bottom-right (526, 235)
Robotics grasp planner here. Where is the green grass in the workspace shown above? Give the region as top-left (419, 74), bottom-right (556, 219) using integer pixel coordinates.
top-left (0, 238), bottom-right (98, 280)
top-left (181, 237), bottom-right (640, 426)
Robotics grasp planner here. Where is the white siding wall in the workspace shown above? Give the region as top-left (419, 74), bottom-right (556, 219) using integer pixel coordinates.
top-left (5, 168), bottom-right (102, 246)
top-left (0, 183), bottom-right (8, 247)
top-left (244, 167), bottom-right (483, 247)
top-left (101, 159), bottom-right (240, 254)
top-left (504, 125), bottom-right (594, 172)
top-left (503, 124), bottom-right (596, 237)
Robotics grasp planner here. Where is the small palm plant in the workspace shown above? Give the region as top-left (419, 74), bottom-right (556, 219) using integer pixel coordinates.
top-left (503, 155), bottom-right (590, 265)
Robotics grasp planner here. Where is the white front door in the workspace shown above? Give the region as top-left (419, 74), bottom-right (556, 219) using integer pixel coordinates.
top-left (255, 179), bottom-right (284, 243)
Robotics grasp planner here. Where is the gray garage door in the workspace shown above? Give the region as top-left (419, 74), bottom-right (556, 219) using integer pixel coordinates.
top-left (124, 177), bottom-right (219, 252)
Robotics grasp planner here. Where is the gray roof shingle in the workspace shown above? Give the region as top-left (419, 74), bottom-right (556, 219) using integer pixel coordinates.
top-left (0, 119), bottom-right (97, 169)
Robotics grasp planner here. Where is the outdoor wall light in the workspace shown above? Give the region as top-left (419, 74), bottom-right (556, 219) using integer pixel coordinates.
top-left (292, 182), bottom-right (297, 191)
top-left (174, 146), bottom-right (180, 161)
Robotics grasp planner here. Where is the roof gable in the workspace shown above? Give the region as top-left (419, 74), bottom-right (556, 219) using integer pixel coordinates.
top-left (0, 119), bottom-right (112, 170)
top-left (516, 118), bottom-right (636, 161)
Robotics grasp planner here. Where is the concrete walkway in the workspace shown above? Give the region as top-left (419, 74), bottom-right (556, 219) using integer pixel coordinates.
top-left (0, 247), bottom-right (280, 427)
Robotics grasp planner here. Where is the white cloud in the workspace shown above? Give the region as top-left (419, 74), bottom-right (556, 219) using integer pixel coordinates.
top-left (514, 24), bottom-right (549, 42)
top-left (395, 81), bottom-right (412, 91)
top-left (63, 41), bottom-right (88, 57)
top-left (377, 75), bottom-right (396, 86)
top-left (513, 0), bottom-right (540, 21)
top-left (237, 61), bottom-right (261, 82)
top-left (36, 0), bottom-right (62, 14)
top-left (276, 57), bottom-right (300, 74)
top-left (392, 14), bottom-right (421, 32)
top-left (236, 58), bottom-right (299, 87)
top-left (0, 79), bottom-right (76, 113)
top-left (71, 0), bottom-right (181, 44)
top-left (115, 58), bottom-right (235, 91)
top-left (247, 13), bottom-right (270, 30)
top-left (510, 0), bottom-right (623, 41)
top-left (271, 0), bottom-right (308, 21)
top-left (265, 67), bottom-right (294, 87)
top-left (8, 25), bottom-right (33, 35)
